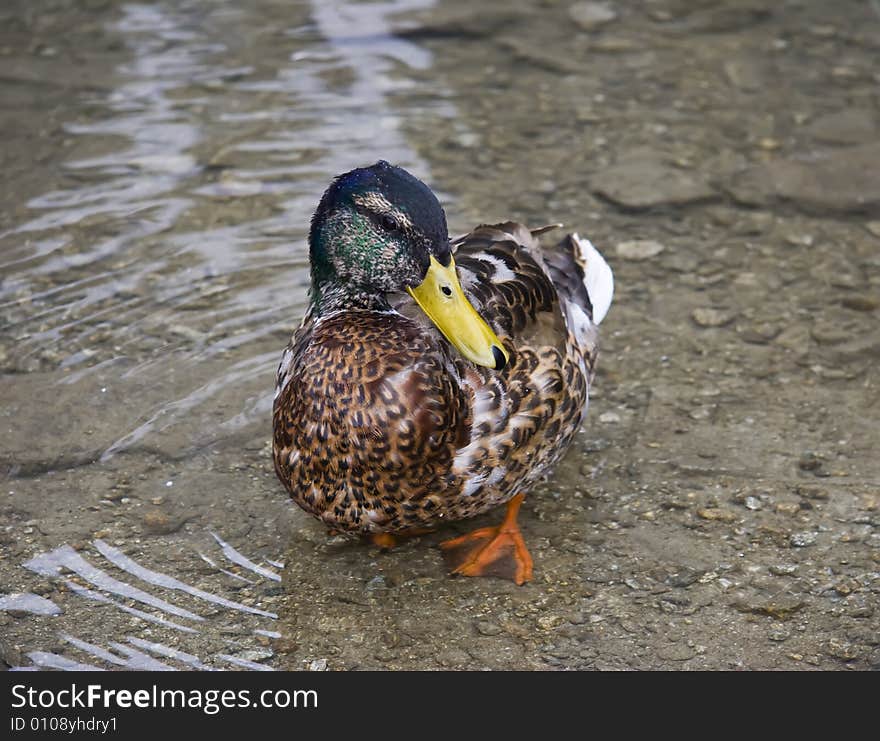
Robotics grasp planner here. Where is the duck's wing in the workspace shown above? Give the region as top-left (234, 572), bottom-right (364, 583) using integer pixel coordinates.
top-left (451, 222), bottom-right (613, 362)
top-left (452, 222), bottom-right (564, 350)
top-left (415, 222), bottom-right (610, 502)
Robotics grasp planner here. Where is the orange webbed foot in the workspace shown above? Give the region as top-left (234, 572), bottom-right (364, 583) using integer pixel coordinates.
top-left (440, 494), bottom-right (533, 585)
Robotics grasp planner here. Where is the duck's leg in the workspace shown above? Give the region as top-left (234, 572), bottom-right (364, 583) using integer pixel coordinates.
top-left (365, 528), bottom-right (435, 551)
top-left (439, 494), bottom-right (533, 585)
top-left (367, 533), bottom-right (398, 550)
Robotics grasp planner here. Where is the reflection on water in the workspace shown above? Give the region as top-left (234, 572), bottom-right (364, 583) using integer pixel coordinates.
top-left (15, 536), bottom-right (282, 670)
top-left (2, 0), bottom-right (443, 458)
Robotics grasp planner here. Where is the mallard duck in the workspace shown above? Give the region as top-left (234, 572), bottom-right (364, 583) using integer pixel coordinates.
top-left (273, 161), bottom-right (613, 584)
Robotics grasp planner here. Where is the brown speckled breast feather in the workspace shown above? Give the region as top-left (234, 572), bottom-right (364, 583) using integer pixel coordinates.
top-left (273, 222), bottom-right (601, 534)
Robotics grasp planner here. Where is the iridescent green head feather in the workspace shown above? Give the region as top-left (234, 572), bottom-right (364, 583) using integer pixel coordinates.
top-left (309, 161), bottom-right (451, 309)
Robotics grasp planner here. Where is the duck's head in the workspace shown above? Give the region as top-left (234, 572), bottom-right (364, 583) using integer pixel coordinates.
top-left (309, 161), bottom-right (508, 370)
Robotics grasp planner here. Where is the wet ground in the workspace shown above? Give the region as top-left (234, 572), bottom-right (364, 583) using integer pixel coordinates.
top-left (1, 0), bottom-right (878, 670)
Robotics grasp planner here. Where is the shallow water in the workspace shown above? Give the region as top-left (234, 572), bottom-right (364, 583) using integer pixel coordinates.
top-left (1, 0), bottom-right (878, 670)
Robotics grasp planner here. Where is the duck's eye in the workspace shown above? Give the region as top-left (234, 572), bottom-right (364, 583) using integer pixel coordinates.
top-left (440, 285), bottom-right (452, 297)
top-left (380, 214), bottom-right (400, 232)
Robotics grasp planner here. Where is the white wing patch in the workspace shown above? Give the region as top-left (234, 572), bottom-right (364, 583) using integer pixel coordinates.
top-left (572, 233), bottom-right (614, 325)
top-left (480, 254), bottom-right (517, 282)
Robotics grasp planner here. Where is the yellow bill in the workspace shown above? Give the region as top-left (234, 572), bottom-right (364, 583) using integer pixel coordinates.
top-left (407, 255), bottom-right (509, 370)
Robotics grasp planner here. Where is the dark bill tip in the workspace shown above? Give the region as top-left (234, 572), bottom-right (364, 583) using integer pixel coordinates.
top-left (492, 345), bottom-right (507, 371)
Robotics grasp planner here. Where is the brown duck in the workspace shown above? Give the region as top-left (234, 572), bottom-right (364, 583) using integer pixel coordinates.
top-left (273, 161), bottom-right (613, 584)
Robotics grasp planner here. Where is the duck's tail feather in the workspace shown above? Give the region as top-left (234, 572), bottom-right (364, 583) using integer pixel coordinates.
top-left (543, 233), bottom-right (614, 325)
top-left (572, 233), bottom-right (614, 325)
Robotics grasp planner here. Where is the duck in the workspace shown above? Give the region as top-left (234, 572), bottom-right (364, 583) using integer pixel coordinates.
top-left (272, 161), bottom-right (613, 584)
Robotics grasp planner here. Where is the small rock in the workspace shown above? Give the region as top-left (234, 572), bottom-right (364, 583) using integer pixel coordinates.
top-left (804, 109), bottom-right (877, 146)
top-left (790, 531), bottom-right (817, 547)
top-left (169, 324), bottom-right (206, 343)
top-left (688, 406), bottom-right (717, 422)
top-left (474, 620), bottom-right (503, 636)
top-left (775, 502), bottom-right (801, 516)
top-left (795, 484), bottom-right (828, 499)
top-left (452, 132), bottom-right (480, 149)
top-left (769, 563), bottom-right (798, 576)
top-left (723, 59), bottom-right (763, 91)
top-left (569, 2), bottom-right (617, 31)
top-left (784, 233), bottom-right (814, 247)
top-left (237, 648), bottom-right (274, 663)
top-left (726, 142), bottom-right (880, 215)
top-left (593, 150), bottom-right (716, 209)
top-left (847, 605), bottom-right (874, 619)
top-left (797, 453), bottom-right (822, 472)
top-left (219, 626), bottom-right (249, 637)
top-left (732, 597), bottom-right (805, 620)
top-left (657, 644), bottom-right (696, 662)
top-left (598, 411), bottom-right (621, 424)
top-left (828, 270), bottom-right (861, 290)
top-left (537, 614), bottom-right (564, 631)
top-left (437, 647), bottom-right (471, 667)
top-left (774, 323), bottom-right (811, 352)
top-left (582, 438), bottom-right (611, 453)
top-left (841, 295), bottom-right (877, 312)
top-left (273, 636), bottom-right (298, 654)
top-left (824, 639), bottom-right (860, 661)
top-left (615, 239), bottom-right (665, 260)
top-left (740, 322), bottom-right (781, 344)
top-left (744, 496), bottom-right (763, 511)
top-left (809, 24), bottom-right (837, 37)
top-left (142, 511), bottom-right (181, 535)
top-left (697, 508), bottom-right (736, 522)
top-left (811, 322), bottom-right (850, 345)
top-left (666, 569), bottom-right (702, 588)
top-left (692, 308), bottom-right (737, 328)
top-left (832, 578), bottom-right (859, 596)
top-left (827, 334), bottom-right (880, 365)
top-left (682, 5), bottom-right (771, 34)
top-left (308, 658), bottom-right (328, 671)
top-left (831, 66), bottom-right (859, 79)
top-left (768, 627), bottom-right (790, 642)
top-left (866, 221), bottom-right (880, 238)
